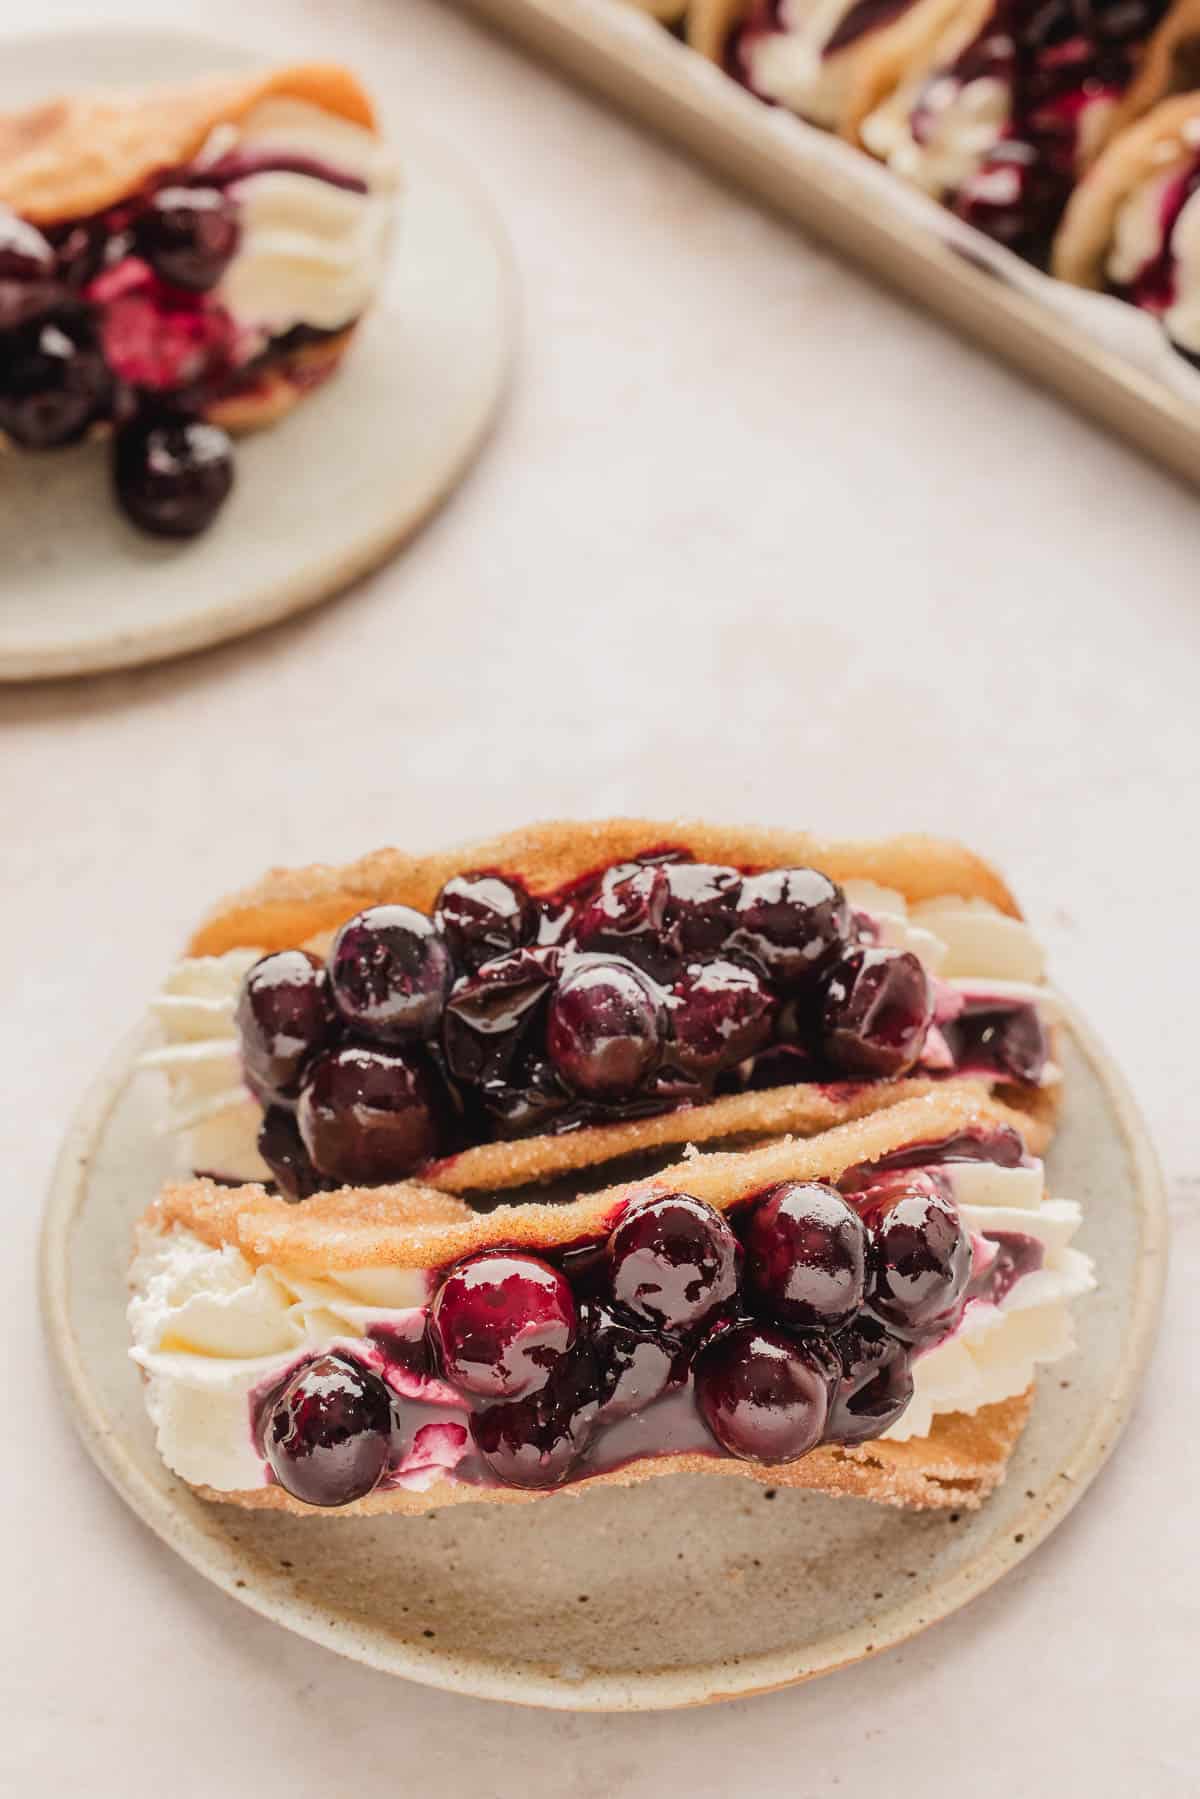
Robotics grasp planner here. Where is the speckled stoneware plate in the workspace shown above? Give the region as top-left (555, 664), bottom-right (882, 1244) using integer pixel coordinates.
top-left (40, 1001), bottom-right (1166, 1709)
top-left (0, 28), bottom-right (515, 682)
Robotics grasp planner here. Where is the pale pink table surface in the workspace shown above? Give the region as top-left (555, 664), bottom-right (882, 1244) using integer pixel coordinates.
top-left (3, 0), bottom-right (1195, 1791)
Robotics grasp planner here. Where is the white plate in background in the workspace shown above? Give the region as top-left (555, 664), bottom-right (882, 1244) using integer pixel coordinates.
top-left (0, 28), bottom-right (516, 680)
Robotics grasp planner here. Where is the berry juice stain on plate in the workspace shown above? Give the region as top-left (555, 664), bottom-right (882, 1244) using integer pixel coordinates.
top-left (0, 28), bottom-right (515, 680)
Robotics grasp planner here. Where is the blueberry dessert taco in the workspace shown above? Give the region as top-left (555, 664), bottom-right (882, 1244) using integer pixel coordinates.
top-left (0, 64), bottom-right (397, 535)
top-left (142, 820), bottom-right (1061, 1200)
top-left (852, 0), bottom-right (1174, 257)
top-left (690, 0), bottom-right (968, 135)
top-left (130, 822), bottom-right (1086, 1513)
top-left (1053, 11), bottom-right (1200, 364)
top-left (131, 1089), bottom-right (1093, 1512)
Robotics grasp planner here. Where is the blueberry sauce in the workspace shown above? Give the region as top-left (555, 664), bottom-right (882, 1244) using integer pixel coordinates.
top-left (0, 132), bottom-right (371, 535)
top-left (232, 849), bottom-right (1047, 1200)
top-left (251, 1138), bottom-right (1041, 1503)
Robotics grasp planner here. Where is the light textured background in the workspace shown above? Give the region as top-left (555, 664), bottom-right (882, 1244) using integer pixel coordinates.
top-left (4, 0), bottom-right (1196, 1791)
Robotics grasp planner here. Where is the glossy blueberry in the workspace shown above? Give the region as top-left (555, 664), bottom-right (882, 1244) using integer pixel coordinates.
top-left (666, 955), bottom-right (775, 1083)
top-left (825, 1317), bottom-right (914, 1445)
top-left (744, 1180), bottom-right (867, 1332)
top-left (442, 946), bottom-right (561, 1086)
top-left (569, 862), bottom-right (679, 976)
top-left (263, 1352), bottom-right (392, 1507)
top-left (728, 866), bottom-right (850, 991)
top-left (430, 1251), bottom-right (577, 1400)
top-left (0, 208), bottom-right (55, 282)
top-left (0, 307), bottom-right (110, 449)
top-left (236, 949), bottom-right (334, 1100)
top-left (859, 1172), bottom-right (972, 1339)
top-left (433, 869), bottom-right (535, 972)
top-left (134, 186), bottom-right (240, 291)
top-left (256, 1106), bottom-right (326, 1202)
top-left (607, 1191), bottom-right (740, 1334)
top-left (582, 1298), bottom-right (684, 1421)
top-left (660, 860), bottom-right (741, 954)
top-left (695, 1323), bottom-right (831, 1463)
top-left (297, 1044), bottom-right (439, 1182)
top-left (329, 905), bottom-right (453, 1044)
top-left (470, 1347), bottom-right (597, 1489)
top-left (112, 412), bottom-right (233, 537)
top-left (546, 956), bottom-right (665, 1100)
top-left (821, 946), bottom-right (933, 1076)
top-left (949, 1002), bottom-right (1048, 1085)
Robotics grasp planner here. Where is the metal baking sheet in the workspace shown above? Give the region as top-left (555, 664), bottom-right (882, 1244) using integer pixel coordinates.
top-left (455, 0), bottom-right (1200, 488)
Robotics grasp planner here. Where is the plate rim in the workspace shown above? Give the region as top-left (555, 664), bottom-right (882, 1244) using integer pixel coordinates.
top-left (39, 999), bottom-right (1168, 1710)
top-left (0, 23), bottom-right (519, 684)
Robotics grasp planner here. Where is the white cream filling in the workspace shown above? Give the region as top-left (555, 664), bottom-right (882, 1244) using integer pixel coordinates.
top-left (129, 1224), bottom-right (432, 1490)
top-left (141, 950), bottom-right (270, 1182)
top-left (883, 1159), bottom-right (1093, 1440)
top-left (201, 97), bottom-right (399, 338)
top-left (741, 0), bottom-right (872, 130)
top-left (129, 1157), bottom-right (1090, 1488)
top-left (141, 894), bottom-right (1050, 1179)
top-left (862, 65), bottom-right (1010, 196)
top-left (1107, 162), bottom-right (1184, 288)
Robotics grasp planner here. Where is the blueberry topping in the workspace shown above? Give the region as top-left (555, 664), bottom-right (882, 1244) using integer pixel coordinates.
top-left (569, 861), bottom-right (680, 976)
top-left (297, 1044), bottom-right (438, 1182)
top-left (744, 1180), bottom-right (867, 1332)
top-left (546, 956), bottom-right (665, 1100)
top-left (236, 949), bottom-right (334, 1101)
top-left (666, 955), bottom-right (776, 1083)
top-left (329, 905), bottom-right (453, 1044)
top-left (111, 411), bottom-right (233, 537)
top-left (433, 870), bottom-right (535, 971)
top-left (729, 867), bottom-right (850, 990)
top-left (695, 1323), bottom-right (831, 1463)
top-left (607, 1191), bottom-right (740, 1333)
top-left (256, 1106), bottom-right (326, 1202)
top-left (470, 1347), bottom-right (597, 1488)
top-left (582, 1298), bottom-right (685, 1421)
top-left (660, 860), bottom-right (742, 955)
top-left (0, 208), bottom-right (55, 282)
top-left (858, 1173), bottom-right (972, 1339)
top-left (134, 186), bottom-right (240, 291)
top-left (0, 306), bottom-right (110, 449)
top-left (430, 1251), bottom-right (577, 1399)
top-left (826, 1317), bottom-right (914, 1444)
top-left (442, 946), bottom-right (561, 1087)
top-left (263, 1353), bottom-right (392, 1507)
top-left (821, 946), bottom-right (933, 1076)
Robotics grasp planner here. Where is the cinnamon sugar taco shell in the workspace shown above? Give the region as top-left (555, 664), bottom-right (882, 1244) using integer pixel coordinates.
top-left (130, 1089), bottom-right (1090, 1515)
top-left (686, 0), bottom-right (969, 138)
top-left (1052, 90), bottom-right (1200, 287)
top-left (0, 64), bottom-right (391, 436)
top-left (147, 819), bottom-right (1061, 1208)
top-left (0, 65), bottom-right (376, 224)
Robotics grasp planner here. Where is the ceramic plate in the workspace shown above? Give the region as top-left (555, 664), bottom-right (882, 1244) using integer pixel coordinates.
top-left (40, 1003), bottom-right (1165, 1710)
top-left (0, 28), bottom-right (515, 681)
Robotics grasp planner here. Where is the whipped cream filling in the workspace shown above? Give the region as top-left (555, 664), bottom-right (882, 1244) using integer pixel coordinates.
top-left (141, 892), bottom-right (1052, 1182)
top-left (128, 1157), bottom-right (1090, 1490)
top-left (862, 67), bottom-right (1010, 195)
top-left (882, 1158), bottom-right (1092, 1439)
top-left (199, 97), bottom-right (399, 338)
top-left (740, 0), bottom-right (876, 130)
top-left (1106, 158), bottom-right (1200, 355)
